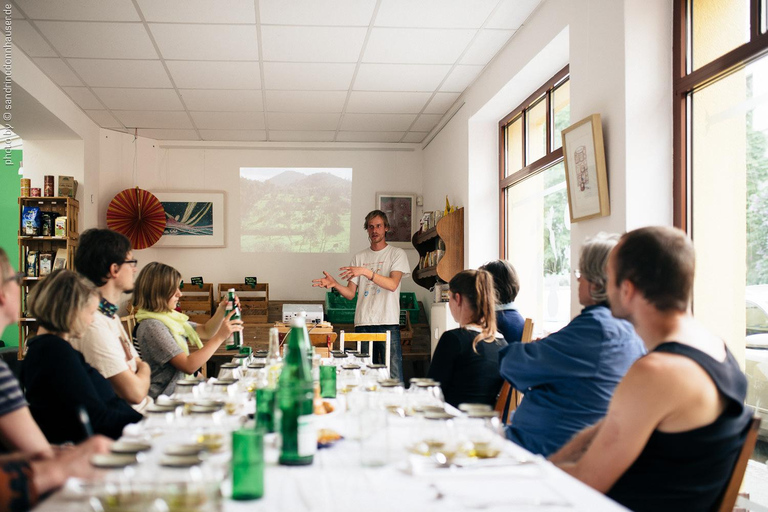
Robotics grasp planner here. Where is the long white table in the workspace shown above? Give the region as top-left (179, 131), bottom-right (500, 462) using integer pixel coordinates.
top-left (38, 402), bottom-right (628, 512)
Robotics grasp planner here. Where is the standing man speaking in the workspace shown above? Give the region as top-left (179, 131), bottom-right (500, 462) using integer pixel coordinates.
top-left (313, 210), bottom-right (411, 381)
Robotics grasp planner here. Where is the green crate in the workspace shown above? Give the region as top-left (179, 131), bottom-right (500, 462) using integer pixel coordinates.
top-left (325, 292), bottom-right (419, 325)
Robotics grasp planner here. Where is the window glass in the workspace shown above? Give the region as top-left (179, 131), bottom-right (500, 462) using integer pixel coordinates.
top-left (526, 97), bottom-right (547, 164)
top-left (505, 116), bottom-right (523, 176)
top-left (506, 162), bottom-right (570, 335)
top-left (552, 81), bottom-right (570, 150)
top-left (691, 0), bottom-right (749, 71)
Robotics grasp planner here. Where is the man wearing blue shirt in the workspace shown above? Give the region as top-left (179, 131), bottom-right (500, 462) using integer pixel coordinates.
top-left (500, 233), bottom-right (645, 456)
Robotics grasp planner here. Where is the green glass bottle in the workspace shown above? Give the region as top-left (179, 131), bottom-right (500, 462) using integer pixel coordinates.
top-left (225, 288), bottom-right (242, 351)
top-left (276, 316), bottom-right (315, 466)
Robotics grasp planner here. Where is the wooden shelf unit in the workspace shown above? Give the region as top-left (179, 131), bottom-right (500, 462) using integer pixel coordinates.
top-left (17, 197), bottom-right (79, 359)
top-left (411, 207), bottom-right (464, 289)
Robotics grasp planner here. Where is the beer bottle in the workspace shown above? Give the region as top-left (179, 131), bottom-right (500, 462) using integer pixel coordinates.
top-left (276, 316), bottom-right (315, 466)
top-left (225, 288), bottom-right (242, 351)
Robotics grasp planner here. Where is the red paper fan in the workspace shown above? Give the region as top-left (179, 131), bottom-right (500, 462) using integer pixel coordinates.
top-left (106, 188), bottom-right (167, 250)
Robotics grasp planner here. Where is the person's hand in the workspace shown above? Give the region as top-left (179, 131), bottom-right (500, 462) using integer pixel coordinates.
top-left (215, 309), bottom-right (244, 342)
top-left (339, 266), bottom-right (371, 281)
top-left (216, 294), bottom-right (240, 313)
top-left (31, 435), bottom-right (113, 494)
top-left (312, 271), bottom-right (339, 289)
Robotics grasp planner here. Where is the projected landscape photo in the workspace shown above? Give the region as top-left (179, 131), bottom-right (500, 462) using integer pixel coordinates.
top-left (240, 168), bottom-right (352, 253)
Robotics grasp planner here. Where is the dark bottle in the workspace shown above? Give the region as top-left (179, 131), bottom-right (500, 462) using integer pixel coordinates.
top-left (225, 288), bottom-right (242, 350)
top-left (276, 316), bottom-right (315, 466)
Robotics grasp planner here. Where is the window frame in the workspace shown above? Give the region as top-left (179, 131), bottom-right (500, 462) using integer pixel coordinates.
top-left (673, 0), bottom-right (768, 231)
top-left (498, 65), bottom-right (569, 255)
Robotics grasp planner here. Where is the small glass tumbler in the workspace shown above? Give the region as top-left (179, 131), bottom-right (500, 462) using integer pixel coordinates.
top-left (319, 365), bottom-right (337, 399)
top-left (255, 388), bottom-right (276, 433)
top-left (231, 428), bottom-right (264, 501)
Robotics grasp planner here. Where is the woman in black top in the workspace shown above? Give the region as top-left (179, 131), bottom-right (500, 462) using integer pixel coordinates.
top-left (427, 269), bottom-right (507, 407)
top-left (20, 270), bottom-right (142, 443)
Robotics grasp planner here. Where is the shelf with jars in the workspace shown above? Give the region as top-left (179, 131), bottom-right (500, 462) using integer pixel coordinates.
top-left (17, 196), bottom-right (79, 358)
top-left (411, 207), bottom-right (463, 289)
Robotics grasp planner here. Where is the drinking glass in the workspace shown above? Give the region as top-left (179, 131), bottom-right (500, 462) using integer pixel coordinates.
top-left (231, 428), bottom-right (264, 500)
top-left (359, 409), bottom-right (388, 467)
top-left (319, 365), bottom-right (337, 398)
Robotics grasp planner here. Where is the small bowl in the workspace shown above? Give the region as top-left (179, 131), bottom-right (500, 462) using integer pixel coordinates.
top-left (110, 441), bottom-right (152, 455)
top-left (90, 454), bottom-right (138, 468)
top-left (164, 444), bottom-right (206, 457)
top-left (160, 455), bottom-right (203, 467)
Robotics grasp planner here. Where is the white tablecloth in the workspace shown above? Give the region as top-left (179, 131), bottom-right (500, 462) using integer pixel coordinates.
top-left (37, 404), bottom-right (628, 512)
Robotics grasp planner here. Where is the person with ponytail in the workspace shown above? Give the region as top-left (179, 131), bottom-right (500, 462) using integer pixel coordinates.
top-left (499, 233), bottom-right (645, 457)
top-left (427, 269), bottom-right (507, 408)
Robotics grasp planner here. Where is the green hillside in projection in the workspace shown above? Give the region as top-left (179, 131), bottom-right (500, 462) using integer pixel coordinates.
top-left (240, 170), bottom-right (351, 253)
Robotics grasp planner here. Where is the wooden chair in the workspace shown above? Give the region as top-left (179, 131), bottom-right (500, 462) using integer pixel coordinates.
top-left (339, 330), bottom-right (391, 378)
top-left (715, 416), bottom-right (761, 512)
top-left (494, 318), bottom-right (534, 424)
top-left (120, 313), bottom-right (138, 356)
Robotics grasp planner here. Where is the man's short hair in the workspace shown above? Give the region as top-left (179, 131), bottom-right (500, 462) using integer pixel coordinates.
top-left (75, 229), bottom-right (132, 287)
top-left (614, 226), bottom-right (694, 312)
top-left (479, 260), bottom-right (520, 304)
top-left (363, 210), bottom-right (390, 230)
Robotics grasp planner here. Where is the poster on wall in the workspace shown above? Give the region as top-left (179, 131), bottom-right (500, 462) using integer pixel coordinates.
top-left (561, 114), bottom-right (610, 223)
top-left (152, 191), bottom-right (225, 247)
top-left (377, 193), bottom-right (415, 247)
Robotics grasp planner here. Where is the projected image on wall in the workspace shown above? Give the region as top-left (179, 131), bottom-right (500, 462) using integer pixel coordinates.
top-left (240, 168), bottom-right (352, 253)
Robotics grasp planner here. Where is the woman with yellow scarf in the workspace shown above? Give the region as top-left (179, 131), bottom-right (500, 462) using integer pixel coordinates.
top-left (132, 263), bottom-right (243, 399)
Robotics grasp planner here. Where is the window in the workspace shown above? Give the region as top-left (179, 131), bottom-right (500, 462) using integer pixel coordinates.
top-left (675, 0), bottom-right (768, 453)
top-left (499, 67), bottom-right (570, 334)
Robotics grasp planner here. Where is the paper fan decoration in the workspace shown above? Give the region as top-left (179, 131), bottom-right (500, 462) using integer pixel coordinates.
top-left (106, 188), bottom-right (167, 249)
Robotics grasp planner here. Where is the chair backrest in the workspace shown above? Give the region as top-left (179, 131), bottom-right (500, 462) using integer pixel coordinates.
top-left (715, 416), bottom-right (761, 512)
top-left (494, 318), bottom-right (534, 424)
top-left (339, 331), bottom-right (391, 378)
top-left (120, 313), bottom-right (138, 356)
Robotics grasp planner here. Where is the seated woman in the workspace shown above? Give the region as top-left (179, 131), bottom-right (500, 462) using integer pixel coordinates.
top-left (132, 262), bottom-right (242, 399)
top-left (499, 233), bottom-right (645, 457)
top-left (20, 270), bottom-right (142, 443)
top-left (480, 259), bottom-right (524, 342)
top-left (427, 269), bottom-right (507, 408)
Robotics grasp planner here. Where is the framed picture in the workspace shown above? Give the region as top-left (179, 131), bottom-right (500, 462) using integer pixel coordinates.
top-left (376, 193), bottom-right (416, 247)
top-left (561, 114), bottom-right (610, 222)
top-left (151, 191), bottom-right (225, 247)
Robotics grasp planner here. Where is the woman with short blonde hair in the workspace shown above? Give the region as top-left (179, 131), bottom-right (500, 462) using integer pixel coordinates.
top-left (20, 269), bottom-right (142, 443)
top-left (132, 262), bottom-right (243, 399)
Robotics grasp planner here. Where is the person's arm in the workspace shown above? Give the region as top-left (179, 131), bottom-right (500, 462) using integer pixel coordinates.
top-left (552, 356), bottom-right (676, 492)
top-left (427, 331), bottom-right (461, 387)
top-left (170, 310), bottom-right (242, 374)
top-left (196, 295), bottom-right (241, 340)
top-left (29, 435), bottom-right (112, 498)
top-left (339, 267), bottom-right (403, 292)
top-left (0, 408), bottom-right (52, 459)
top-left (499, 315), bottom-right (601, 390)
top-left (312, 271), bottom-right (358, 300)
top-left (548, 420), bottom-right (603, 464)
top-left (108, 360), bottom-right (151, 405)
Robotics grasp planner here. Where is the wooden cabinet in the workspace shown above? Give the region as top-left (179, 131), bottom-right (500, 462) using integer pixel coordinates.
top-left (411, 207), bottom-right (463, 289)
top-left (17, 197), bottom-right (79, 358)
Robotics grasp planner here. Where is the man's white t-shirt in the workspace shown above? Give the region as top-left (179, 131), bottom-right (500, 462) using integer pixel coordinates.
top-left (350, 244), bottom-right (411, 326)
top-left (70, 312), bottom-right (151, 412)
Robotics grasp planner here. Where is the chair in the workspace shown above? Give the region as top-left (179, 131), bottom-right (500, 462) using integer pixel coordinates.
top-left (120, 313), bottom-right (138, 356)
top-left (494, 318), bottom-right (534, 424)
top-left (715, 416), bottom-right (761, 512)
top-left (339, 330), bottom-right (391, 378)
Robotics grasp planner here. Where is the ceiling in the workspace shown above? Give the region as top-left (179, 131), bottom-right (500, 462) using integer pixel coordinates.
top-left (11, 0), bottom-right (541, 144)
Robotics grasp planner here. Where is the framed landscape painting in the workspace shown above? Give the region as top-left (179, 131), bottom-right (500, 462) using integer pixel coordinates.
top-left (152, 191), bottom-right (225, 247)
top-left (377, 193), bottom-right (415, 247)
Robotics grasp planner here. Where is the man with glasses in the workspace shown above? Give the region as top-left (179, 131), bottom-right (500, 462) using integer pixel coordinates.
top-left (499, 233), bottom-right (644, 457)
top-left (0, 247), bottom-right (111, 510)
top-left (73, 229), bottom-right (151, 411)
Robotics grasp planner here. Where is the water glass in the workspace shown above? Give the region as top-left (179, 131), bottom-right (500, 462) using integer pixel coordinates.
top-left (255, 388), bottom-right (276, 433)
top-left (231, 428), bottom-right (264, 500)
top-left (218, 363), bottom-right (242, 381)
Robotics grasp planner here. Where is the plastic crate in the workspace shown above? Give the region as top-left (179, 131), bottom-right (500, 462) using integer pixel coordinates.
top-left (325, 291), bottom-right (419, 325)
top-left (325, 292), bottom-right (357, 324)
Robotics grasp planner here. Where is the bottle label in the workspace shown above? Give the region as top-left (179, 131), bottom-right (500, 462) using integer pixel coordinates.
top-left (297, 414), bottom-right (317, 457)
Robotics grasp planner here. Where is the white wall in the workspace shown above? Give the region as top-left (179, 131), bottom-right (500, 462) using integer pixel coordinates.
top-left (97, 132), bottom-right (425, 301)
top-left (423, 0), bottom-right (673, 318)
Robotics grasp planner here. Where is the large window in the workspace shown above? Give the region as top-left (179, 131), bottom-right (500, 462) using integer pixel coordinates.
top-left (675, 0), bottom-right (768, 454)
top-left (499, 67), bottom-right (570, 334)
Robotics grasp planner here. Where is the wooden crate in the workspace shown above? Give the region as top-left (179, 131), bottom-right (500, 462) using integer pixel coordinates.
top-left (218, 283), bottom-right (269, 324)
top-left (179, 282), bottom-right (214, 324)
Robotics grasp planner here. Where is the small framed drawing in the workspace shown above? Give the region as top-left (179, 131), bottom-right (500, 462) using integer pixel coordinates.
top-left (376, 193), bottom-right (416, 247)
top-left (152, 191), bottom-right (225, 247)
top-left (561, 114), bottom-right (610, 223)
